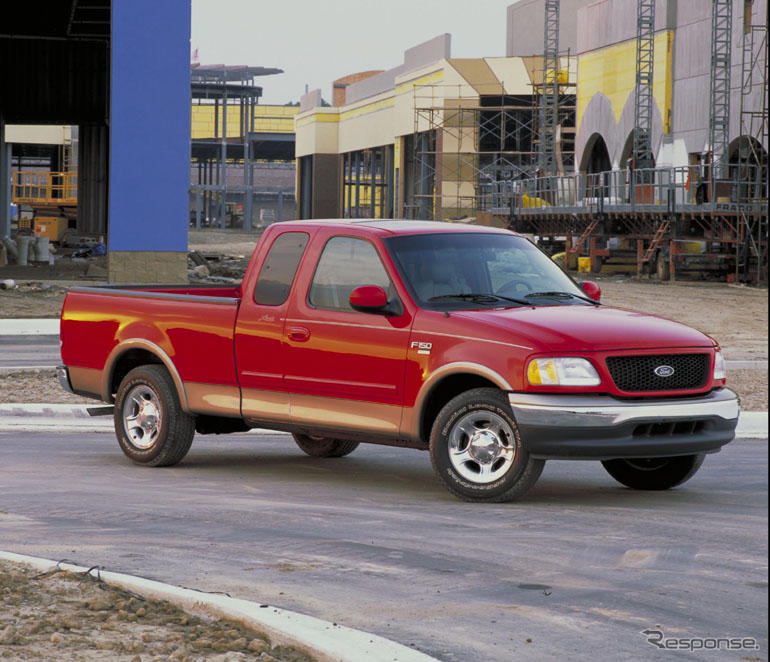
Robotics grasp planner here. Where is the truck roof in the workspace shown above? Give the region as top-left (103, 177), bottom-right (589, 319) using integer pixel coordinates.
top-left (274, 219), bottom-right (514, 236)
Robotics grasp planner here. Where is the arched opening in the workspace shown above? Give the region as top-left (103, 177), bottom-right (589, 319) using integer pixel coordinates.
top-left (728, 136), bottom-right (767, 202)
top-left (620, 131), bottom-right (656, 171)
top-left (580, 133), bottom-right (611, 174)
top-left (580, 134), bottom-right (611, 199)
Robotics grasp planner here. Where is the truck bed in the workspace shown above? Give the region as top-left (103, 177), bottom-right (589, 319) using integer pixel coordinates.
top-left (60, 284), bottom-right (242, 397)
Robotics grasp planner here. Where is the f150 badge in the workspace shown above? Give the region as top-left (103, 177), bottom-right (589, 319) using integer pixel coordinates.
top-left (411, 341), bottom-right (432, 355)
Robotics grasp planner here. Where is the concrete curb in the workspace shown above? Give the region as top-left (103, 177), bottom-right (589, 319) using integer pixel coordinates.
top-left (0, 551), bottom-right (437, 662)
top-left (0, 404), bottom-right (288, 435)
top-left (0, 403), bottom-right (766, 438)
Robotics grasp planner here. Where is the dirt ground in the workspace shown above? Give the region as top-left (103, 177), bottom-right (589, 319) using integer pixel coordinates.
top-left (0, 560), bottom-right (313, 661)
top-left (0, 230), bottom-right (767, 409)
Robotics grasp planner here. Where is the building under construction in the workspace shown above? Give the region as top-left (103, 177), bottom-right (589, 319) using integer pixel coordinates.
top-left (189, 64), bottom-right (298, 230)
top-left (295, 33), bottom-right (576, 224)
top-left (295, 0), bottom-right (767, 284)
top-left (509, 0), bottom-right (768, 284)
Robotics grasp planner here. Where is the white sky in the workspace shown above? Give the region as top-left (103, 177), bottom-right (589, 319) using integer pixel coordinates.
top-left (191, 0), bottom-right (514, 105)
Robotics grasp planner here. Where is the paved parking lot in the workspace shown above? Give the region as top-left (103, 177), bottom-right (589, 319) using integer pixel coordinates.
top-left (1, 432), bottom-right (767, 661)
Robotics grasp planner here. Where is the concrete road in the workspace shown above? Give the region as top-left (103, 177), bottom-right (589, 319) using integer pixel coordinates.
top-left (0, 335), bottom-right (60, 371)
top-left (0, 432), bottom-right (767, 661)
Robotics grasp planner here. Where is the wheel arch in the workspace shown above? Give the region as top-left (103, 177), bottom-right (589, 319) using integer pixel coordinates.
top-left (411, 363), bottom-right (512, 444)
top-left (103, 340), bottom-right (190, 411)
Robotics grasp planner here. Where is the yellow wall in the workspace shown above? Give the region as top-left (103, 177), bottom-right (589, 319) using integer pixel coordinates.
top-left (577, 31), bottom-right (673, 133)
top-left (191, 104), bottom-right (298, 139)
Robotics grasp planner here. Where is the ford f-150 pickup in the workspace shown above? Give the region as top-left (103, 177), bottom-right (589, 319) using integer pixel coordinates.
top-left (58, 220), bottom-right (740, 502)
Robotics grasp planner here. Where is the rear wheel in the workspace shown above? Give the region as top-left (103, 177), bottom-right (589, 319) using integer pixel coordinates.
top-left (601, 454), bottom-right (705, 490)
top-left (114, 365), bottom-right (195, 467)
top-left (293, 434), bottom-right (359, 458)
top-left (429, 388), bottom-right (544, 502)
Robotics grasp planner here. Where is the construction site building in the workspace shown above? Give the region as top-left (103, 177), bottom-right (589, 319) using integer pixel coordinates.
top-left (295, 33), bottom-right (575, 224)
top-left (510, 0), bottom-right (768, 284)
top-left (189, 64), bottom-right (297, 231)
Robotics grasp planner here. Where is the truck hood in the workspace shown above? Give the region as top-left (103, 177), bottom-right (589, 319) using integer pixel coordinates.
top-left (451, 304), bottom-right (716, 352)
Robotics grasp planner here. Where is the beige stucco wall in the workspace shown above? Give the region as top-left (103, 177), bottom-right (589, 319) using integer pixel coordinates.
top-left (5, 125), bottom-right (69, 144)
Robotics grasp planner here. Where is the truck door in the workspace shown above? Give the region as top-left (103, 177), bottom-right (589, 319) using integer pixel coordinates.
top-left (235, 231), bottom-right (310, 421)
top-left (284, 233), bottom-right (413, 440)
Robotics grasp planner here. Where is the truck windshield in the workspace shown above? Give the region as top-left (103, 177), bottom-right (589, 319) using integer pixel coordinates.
top-left (384, 232), bottom-right (586, 311)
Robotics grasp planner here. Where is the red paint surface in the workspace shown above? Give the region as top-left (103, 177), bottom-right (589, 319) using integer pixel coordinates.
top-left (61, 222), bottom-right (725, 408)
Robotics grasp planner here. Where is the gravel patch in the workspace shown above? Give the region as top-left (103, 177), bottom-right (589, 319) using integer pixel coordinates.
top-left (0, 559), bottom-right (313, 662)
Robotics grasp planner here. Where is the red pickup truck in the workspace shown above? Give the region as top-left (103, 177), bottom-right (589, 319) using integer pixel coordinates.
top-left (58, 220), bottom-right (739, 502)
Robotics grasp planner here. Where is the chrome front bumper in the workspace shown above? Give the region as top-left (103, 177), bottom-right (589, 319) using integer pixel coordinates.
top-left (508, 388), bottom-right (740, 459)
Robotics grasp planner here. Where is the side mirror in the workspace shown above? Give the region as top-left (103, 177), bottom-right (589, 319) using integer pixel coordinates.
top-left (580, 280), bottom-right (601, 302)
top-left (350, 285), bottom-right (389, 313)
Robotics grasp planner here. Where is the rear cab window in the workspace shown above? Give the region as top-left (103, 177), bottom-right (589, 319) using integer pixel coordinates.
top-left (253, 232), bottom-right (310, 306)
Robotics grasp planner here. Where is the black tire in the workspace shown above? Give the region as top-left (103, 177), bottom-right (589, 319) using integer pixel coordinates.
top-left (429, 388), bottom-right (544, 502)
top-left (601, 454), bottom-right (705, 490)
top-left (293, 433), bottom-right (359, 458)
top-left (114, 365), bottom-right (195, 467)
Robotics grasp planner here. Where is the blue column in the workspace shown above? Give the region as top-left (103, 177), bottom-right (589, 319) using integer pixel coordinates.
top-left (109, 0), bottom-right (190, 254)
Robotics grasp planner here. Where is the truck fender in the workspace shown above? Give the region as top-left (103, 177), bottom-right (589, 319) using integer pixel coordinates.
top-left (102, 339), bottom-right (190, 412)
top-left (405, 362), bottom-right (513, 442)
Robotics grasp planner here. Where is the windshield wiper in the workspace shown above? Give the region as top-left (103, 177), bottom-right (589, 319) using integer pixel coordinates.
top-left (428, 293), bottom-right (531, 306)
top-left (524, 291), bottom-right (600, 305)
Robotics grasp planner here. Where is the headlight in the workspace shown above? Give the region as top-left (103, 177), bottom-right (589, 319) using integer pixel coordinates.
top-left (713, 350), bottom-right (726, 380)
top-left (527, 357), bottom-right (601, 386)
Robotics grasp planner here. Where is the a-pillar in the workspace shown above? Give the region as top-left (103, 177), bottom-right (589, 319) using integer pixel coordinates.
top-left (108, 0), bottom-right (191, 284)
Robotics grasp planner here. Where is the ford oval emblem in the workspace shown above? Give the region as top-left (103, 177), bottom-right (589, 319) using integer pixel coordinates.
top-left (654, 365), bottom-right (675, 378)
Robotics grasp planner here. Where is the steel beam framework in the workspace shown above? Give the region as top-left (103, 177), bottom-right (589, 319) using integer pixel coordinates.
top-left (633, 0), bottom-right (655, 168)
top-left (736, 8), bottom-right (768, 284)
top-left (407, 84), bottom-right (574, 221)
top-left (709, 0), bottom-right (733, 172)
top-left (538, 0), bottom-right (560, 176)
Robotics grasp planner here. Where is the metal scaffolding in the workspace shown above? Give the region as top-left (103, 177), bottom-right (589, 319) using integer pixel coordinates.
top-left (407, 83), bottom-right (574, 221)
top-left (735, 9), bottom-right (768, 283)
top-left (189, 64), bottom-right (294, 230)
top-left (709, 0), bottom-right (733, 173)
top-left (509, 161), bottom-right (767, 284)
top-left (504, 1), bottom-right (766, 286)
top-left (633, 0), bottom-right (656, 168)
top-left (538, 0), bottom-right (560, 176)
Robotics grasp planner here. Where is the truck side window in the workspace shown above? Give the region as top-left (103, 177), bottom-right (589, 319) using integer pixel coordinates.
top-left (308, 236), bottom-right (393, 311)
top-left (253, 232), bottom-right (310, 306)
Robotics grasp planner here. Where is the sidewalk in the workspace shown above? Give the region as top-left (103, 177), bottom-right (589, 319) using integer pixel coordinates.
top-left (0, 318), bottom-right (59, 335)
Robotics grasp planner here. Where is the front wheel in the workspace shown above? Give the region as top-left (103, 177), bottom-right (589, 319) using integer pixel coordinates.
top-left (429, 388), bottom-right (544, 502)
top-left (293, 434), bottom-right (359, 458)
top-left (601, 454), bottom-right (705, 490)
top-left (114, 365), bottom-right (195, 467)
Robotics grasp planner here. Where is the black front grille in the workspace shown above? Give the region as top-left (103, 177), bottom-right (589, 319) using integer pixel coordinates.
top-left (606, 354), bottom-right (710, 392)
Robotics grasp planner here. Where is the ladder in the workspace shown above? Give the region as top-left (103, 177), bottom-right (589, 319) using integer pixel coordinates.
top-left (538, 0), bottom-right (560, 176)
top-left (709, 0), bottom-right (733, 172)
top-left (566, 219), bottom-right (599, 254)
top-left (633, 0), bottom-right (655, 168)
top-left (641, 220), bottom-right (670, 263)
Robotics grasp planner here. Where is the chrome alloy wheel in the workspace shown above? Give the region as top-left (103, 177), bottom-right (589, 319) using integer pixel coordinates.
top-left (121, 384), bottom-right (163, 450)
top-left (448, 410), bottom-right (516, 484)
